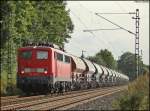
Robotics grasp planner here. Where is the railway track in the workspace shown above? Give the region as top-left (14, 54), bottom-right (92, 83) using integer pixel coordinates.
top-left (1, 87), bottom-right (108, 106)
top-left (1, 86), bottom-right (127, 110)
top-left (23, 86), bottom-right (126, 110)
top-left (1, 96), bottom-right (18, 101)
top-left (1, 94), bottom-right (46, 106)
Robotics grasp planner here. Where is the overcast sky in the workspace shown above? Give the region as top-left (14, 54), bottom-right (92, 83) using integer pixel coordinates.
top-left (64, 1), bottom-right (149, 65)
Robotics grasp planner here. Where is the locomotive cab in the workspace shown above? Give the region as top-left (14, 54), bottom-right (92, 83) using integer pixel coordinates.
top-left (17, 46), bottom-right (53, 93)
top-left (17, 45), bottom-right (72, 93)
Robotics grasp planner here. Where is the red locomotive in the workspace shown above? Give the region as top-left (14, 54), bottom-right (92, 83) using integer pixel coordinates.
top-left (17, 43), bottom-right (129, 94)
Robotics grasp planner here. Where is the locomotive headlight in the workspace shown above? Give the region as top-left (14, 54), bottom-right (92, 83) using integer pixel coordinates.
top-left (44, 69), bottom-right (48, 74)
top-left (44, 70), bottom-right (47, 74)
top-left (21, 70), bottom-right (24, 74)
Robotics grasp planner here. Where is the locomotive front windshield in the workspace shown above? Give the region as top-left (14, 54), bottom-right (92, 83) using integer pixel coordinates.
top-left (21, 51), bottom-right (32, 59)
top-left (36, 51), bottom-right (48, 59)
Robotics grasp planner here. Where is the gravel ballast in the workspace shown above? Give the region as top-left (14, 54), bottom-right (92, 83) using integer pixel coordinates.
top-left (68, 91), bottom-right (124, 110)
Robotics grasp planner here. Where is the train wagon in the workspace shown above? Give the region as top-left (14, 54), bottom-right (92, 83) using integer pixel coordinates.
top-left (71, 55), bottom-right (86, 89)
top-left (99, 66), bottom-right (108, 87)
top-left (106, 68), bottom-right (113, 86)
top-left (111, 70), bottom-right (116, 86)
top-left (93, 63), bottom-right (103, 87)
top-left (81, 58), bottom-right (96, 89)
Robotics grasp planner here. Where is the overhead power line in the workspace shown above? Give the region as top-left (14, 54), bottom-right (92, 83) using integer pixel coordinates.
top-left (78, 3), bottom-right (127, 55)
top-left (83, 8), bottom-right (140, 78)
top-left (83, 28), bottom-right (121, 32)
top-left (95, 13), bottom-right (135, 14)
top-left (70, 9), bottom-right (121, 57)
top-left (95, 13), bottom-right (136, 35)
top-left (74, 4), bottom-right (122, 56)
top-left (77, 3), bottom-right (140, 77)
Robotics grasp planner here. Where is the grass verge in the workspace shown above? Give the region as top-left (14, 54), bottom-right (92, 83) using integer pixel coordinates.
top-left (112, 73), bottom-right (149, 110)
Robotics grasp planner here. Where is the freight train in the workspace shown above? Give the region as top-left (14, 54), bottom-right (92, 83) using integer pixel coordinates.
top-left (17, 43), bottom-right (129, 94)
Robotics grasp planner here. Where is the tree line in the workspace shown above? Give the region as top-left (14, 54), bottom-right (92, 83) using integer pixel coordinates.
top-left (87, 49), bottom-right (149, 81)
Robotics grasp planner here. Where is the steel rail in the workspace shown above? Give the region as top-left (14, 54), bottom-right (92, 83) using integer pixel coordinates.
top-left (20, 86), bottom-right (126, 110)
top-left (1, 86), bottom-right (123, 110)
top-left (1, 87), bottom-right (108, 106)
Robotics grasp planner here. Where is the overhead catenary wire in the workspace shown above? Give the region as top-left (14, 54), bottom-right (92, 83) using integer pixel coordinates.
top-left (69, 11), bottom-right (107, 47)
top-left (95, 13), bottom-right (135, 35)
top-left (96, 5), bottom-right (140, 77)
top-left (77, 2), bottom-right (133, 55)
top-left (83, 28), bottom-right (121, 32)
top-left (77, 3), bottom-right (126, 56)
top-left (70, 10), bottom-right (117, 53)
top-left (72, 4), bottom-right (123, 57)
top-left (95, 13), bottom-right (136, 14)
top-left (71, 2), bottom-right (134, 58)
top-left (76, 2), bottom-right (142, 77)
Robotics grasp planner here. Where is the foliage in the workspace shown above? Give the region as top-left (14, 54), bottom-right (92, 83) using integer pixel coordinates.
top-left (29, 1), bottom-right (74, 46)
top-left (1, 1), bottom-right (73, 48)
top-left (117, 52), bottom-right (135, 80)
top-left (87, 49), bottom-right (117, 69)
top-left (117, 52), bottom-right (148, 81)
top-left (0, 1), bottom-right (73, 95)
top-left (0, 65), bottom-right (21, 96)
top-left (88, 54), bottom-right (106, 66)
top-left (112, 73), bottom-right (149, 110)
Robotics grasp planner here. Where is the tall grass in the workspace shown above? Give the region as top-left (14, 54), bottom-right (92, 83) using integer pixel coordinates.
top-left (0, 70), bottom-right (8, 95)
top-left (112, 73), bottom-right (149, 110)
top-left (0, 65), bottom-right (21, 96)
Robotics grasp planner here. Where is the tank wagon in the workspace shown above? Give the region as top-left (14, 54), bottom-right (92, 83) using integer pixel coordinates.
top-left (17, 43), bottom-right (129, 94)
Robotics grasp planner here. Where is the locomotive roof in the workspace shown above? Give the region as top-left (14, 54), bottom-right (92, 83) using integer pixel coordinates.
top-left (19, 46), bottom-right (70, 55)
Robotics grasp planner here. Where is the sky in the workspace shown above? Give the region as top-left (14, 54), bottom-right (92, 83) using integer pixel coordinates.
top-left (64, 1), bottom-right (149, 65)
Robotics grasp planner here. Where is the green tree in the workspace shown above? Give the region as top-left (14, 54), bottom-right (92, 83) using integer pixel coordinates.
top-left (1, 1), bottom-right (36, 48)
top-left (87, 49), bottom-right (117, 69)
top-left (29, 1), bottom-right (74, 47)
top-left (118, 52), bottom-right (135, 80)
top-left (99, 49), bottom-right (117, 69)
top-left (117, 52), bottom-right (148, 81)
top-left (88, 55), bottom-right (107, 66)
top-left (1, 1), bottom-right (74, 48)
top-left (1, 1), bottom-right (36, 78)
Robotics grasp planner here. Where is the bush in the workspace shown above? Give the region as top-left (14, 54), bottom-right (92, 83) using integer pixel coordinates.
top-left (139, 95), bottom-right (149, 110)
top-left (112, 73), bottom-right (149, 110)
top-left (1, 70), bottom-right (8, 95)
top-left (1, 65), bottom-right (22, 96)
